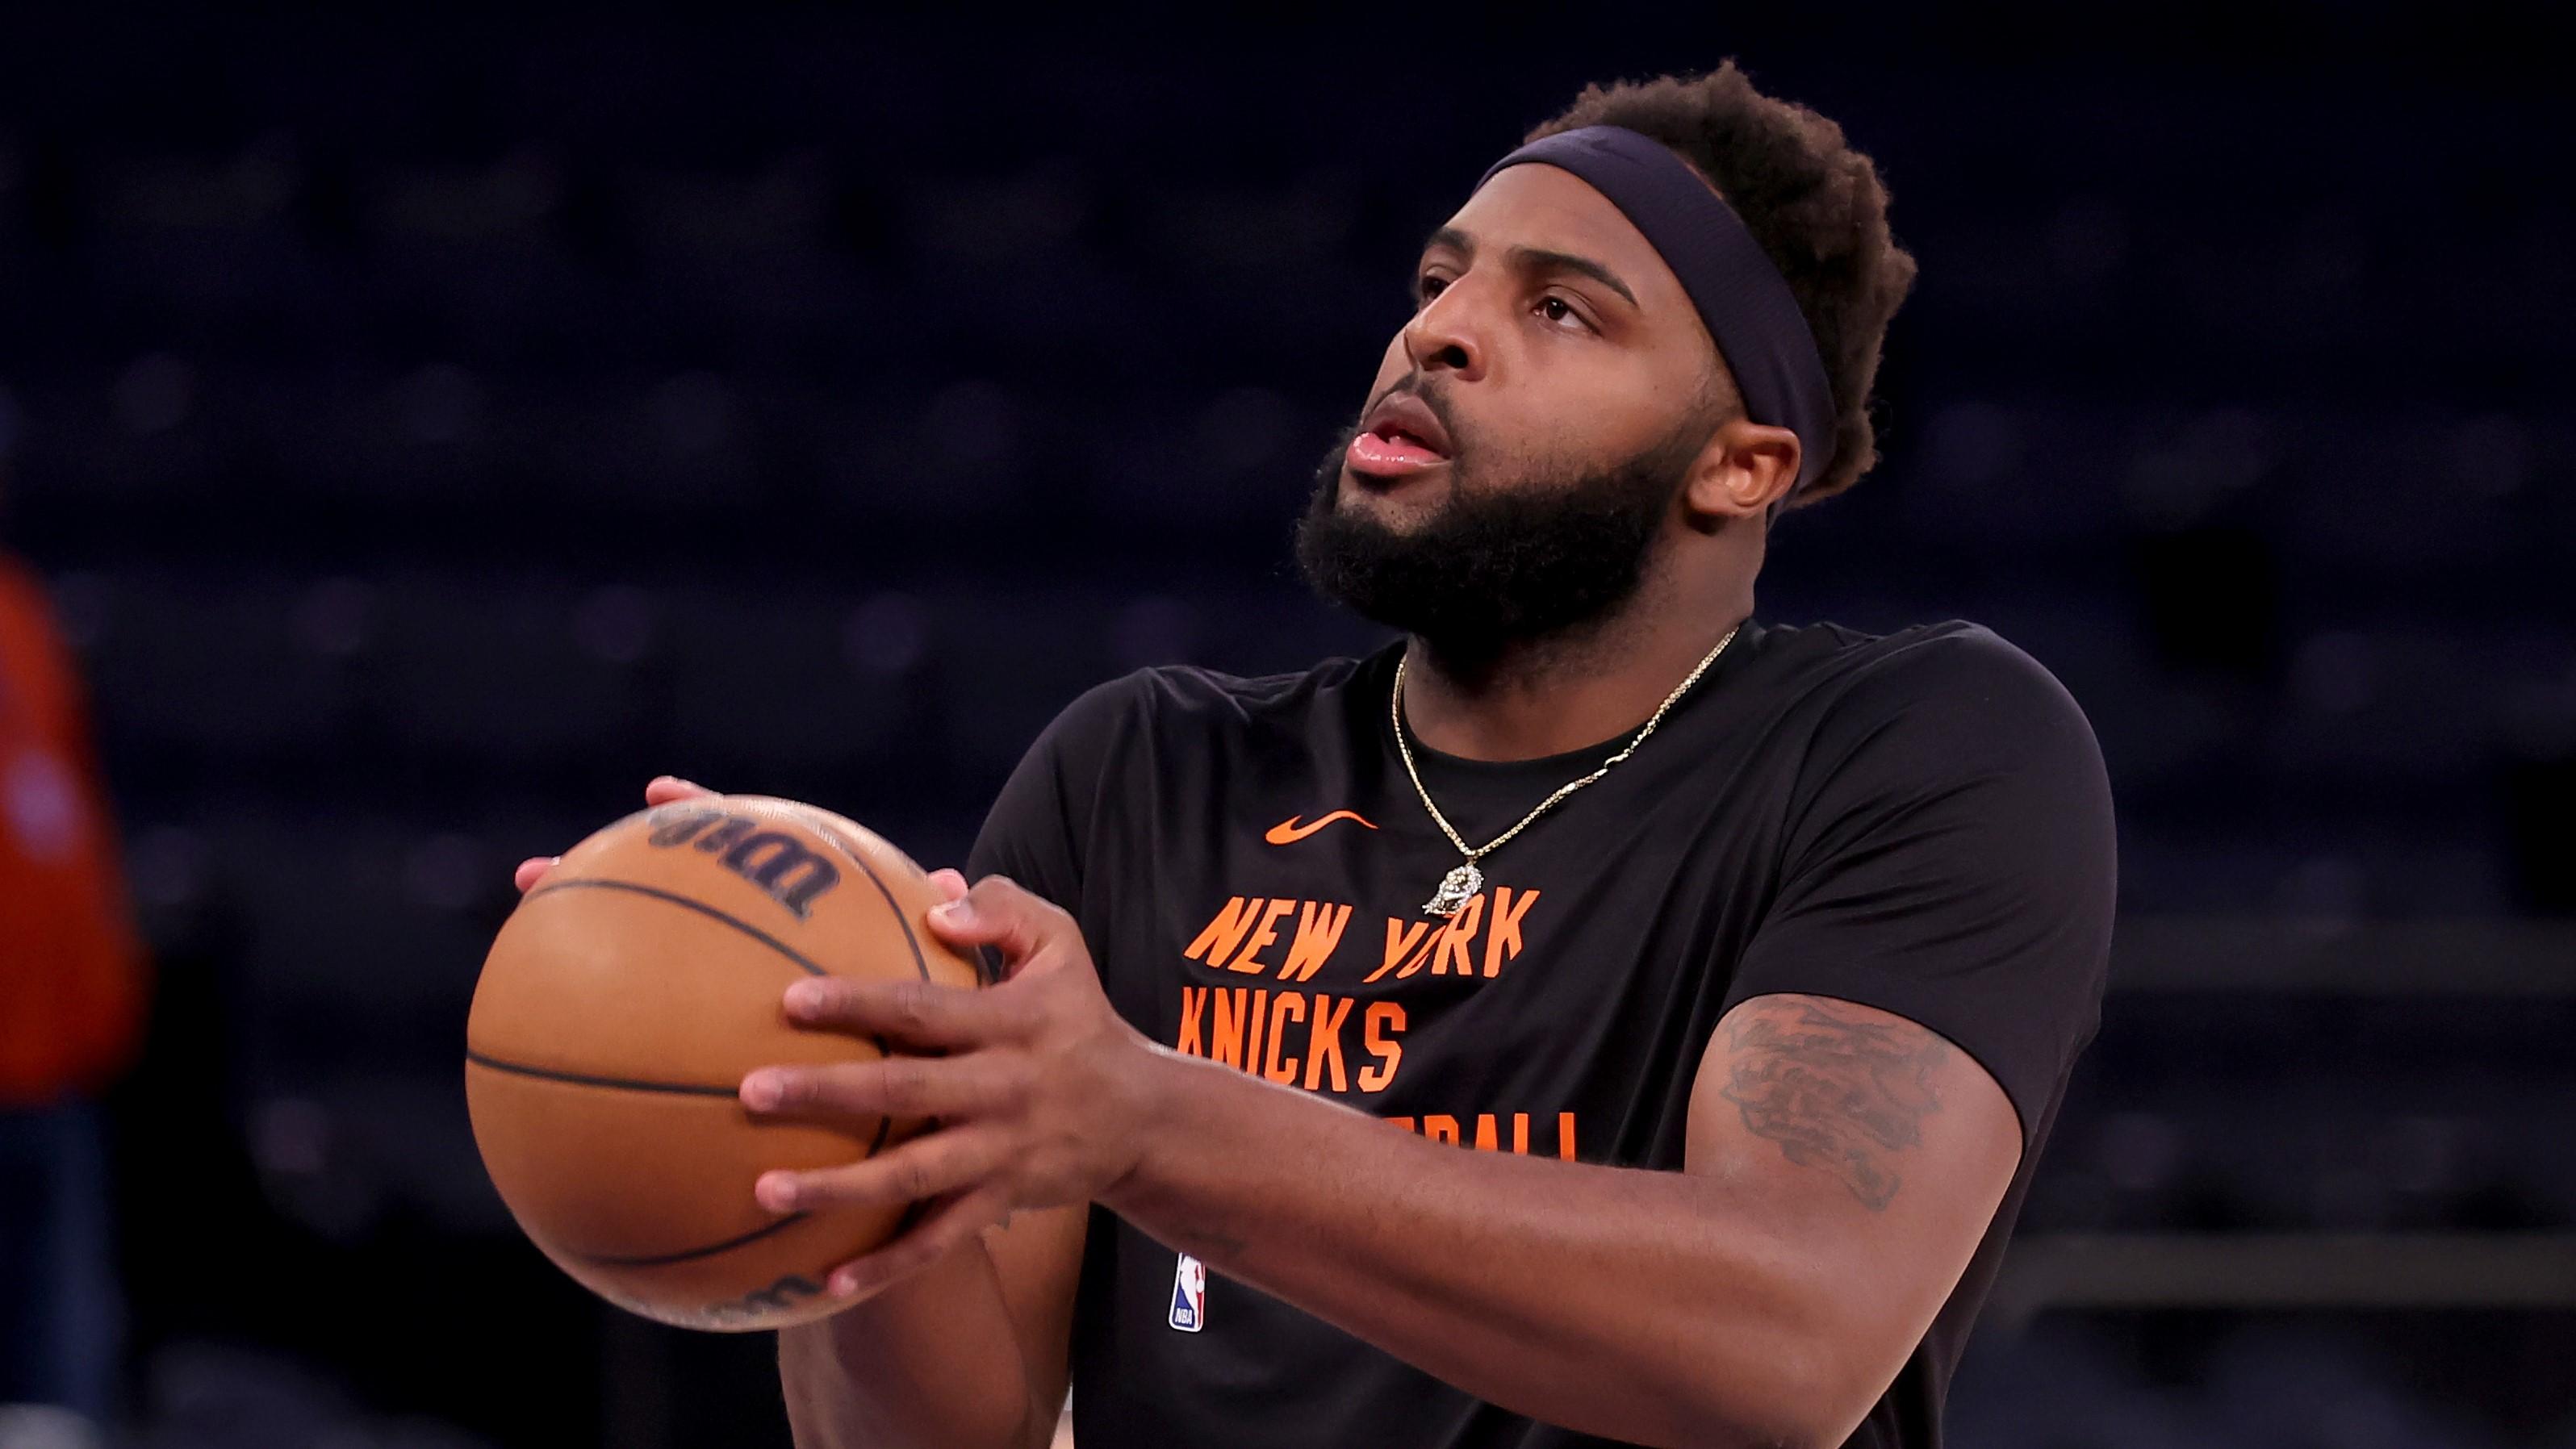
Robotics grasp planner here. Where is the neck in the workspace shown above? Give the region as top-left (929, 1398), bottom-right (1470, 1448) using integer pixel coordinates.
top-left (1400, 570), bottom-right (1754, 762)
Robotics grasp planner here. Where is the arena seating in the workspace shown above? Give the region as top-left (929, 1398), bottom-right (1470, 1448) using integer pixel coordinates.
top-left (2, 12), bottom-right (2570, 1447)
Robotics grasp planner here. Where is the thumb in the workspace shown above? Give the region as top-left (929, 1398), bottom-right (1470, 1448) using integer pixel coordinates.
top-left (645, 775), bottom-right (716, 806)
top-left (923, 875), bottom-right (1078, 972)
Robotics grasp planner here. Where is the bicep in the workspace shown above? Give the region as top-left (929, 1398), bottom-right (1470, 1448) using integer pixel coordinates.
top-left (981, 1203), bottom-right (1088, 1439)
top-left (1685, 993), bottom-right (2019, 1390)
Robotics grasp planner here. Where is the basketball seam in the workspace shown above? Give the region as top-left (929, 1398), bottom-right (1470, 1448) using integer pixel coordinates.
top-left (469, 1053), bottom-right (899, 1264)
top-left (780, 808), bottom-right (935, 984)
top-left (558, 1212), bottom-right (815, 1269)
top-left (788, 812), bottom-right (930, 1159)
top-left (466, 1051), bottom-right (738, 1097)
top-left (521, 877), bottom-right (830, 976)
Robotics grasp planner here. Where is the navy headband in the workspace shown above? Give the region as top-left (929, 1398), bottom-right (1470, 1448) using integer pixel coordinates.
top-left (1476, 124), bottom-right (1837, 500)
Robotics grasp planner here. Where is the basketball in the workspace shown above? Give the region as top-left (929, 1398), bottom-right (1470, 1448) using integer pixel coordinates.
top-left (463, 795), bottom-right (984, 1331)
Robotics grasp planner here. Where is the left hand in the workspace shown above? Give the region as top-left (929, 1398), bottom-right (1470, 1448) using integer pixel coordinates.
top-left (739, 872), bottom-right (1162, 1299)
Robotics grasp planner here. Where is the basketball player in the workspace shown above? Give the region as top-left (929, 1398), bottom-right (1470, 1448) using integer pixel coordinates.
top-left (521, 64), bottom-right (2114, 1449)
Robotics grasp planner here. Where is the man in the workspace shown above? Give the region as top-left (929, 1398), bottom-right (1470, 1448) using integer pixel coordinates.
top-left (521, 62), bottom-right (2114, 1449)
top-left (0, 436), bottom-right (149, 1429)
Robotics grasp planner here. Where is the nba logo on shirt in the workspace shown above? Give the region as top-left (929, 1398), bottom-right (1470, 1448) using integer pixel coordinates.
top-left (1168, 1252), bottom-right (1206, 1333)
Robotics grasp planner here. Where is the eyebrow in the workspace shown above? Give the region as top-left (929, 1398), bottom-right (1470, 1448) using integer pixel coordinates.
top-left (1421, 225), bottom-right (1640, 309)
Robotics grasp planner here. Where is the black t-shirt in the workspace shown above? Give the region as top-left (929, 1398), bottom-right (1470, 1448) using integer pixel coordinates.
top-left (964, 616), bottom-right (2116, 1449)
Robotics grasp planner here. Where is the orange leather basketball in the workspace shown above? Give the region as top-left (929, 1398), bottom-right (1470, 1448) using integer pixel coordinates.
top-left (464, 795), bottom-right (982, 1331)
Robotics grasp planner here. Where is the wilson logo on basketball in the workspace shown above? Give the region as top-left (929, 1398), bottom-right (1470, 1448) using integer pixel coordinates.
top-left (643, 806), bottom-right (843, 918)
top-left (1263, 809), bottom-right (1378, 846)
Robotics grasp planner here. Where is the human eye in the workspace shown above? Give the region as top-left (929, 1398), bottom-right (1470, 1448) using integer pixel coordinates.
top-left (1414, 272), bottom-right (1451, 307)
top-left (1536, 294), bottom-right (1593, 332)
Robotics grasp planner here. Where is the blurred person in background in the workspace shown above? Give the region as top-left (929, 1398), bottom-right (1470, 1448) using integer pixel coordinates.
top-left (0, 433), bottom-right (150, 1430)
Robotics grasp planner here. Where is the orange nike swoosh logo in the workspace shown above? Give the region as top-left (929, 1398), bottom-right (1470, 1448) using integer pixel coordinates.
top-left (1264, 810), bottom-right (1379, 846)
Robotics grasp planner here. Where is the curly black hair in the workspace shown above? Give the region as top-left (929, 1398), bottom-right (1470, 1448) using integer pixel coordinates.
top-left (1532, 63), bottom-right (1916, 510)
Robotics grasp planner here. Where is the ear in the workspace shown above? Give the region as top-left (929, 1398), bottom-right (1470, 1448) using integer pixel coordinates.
top-left (1681, 418), bottom-right (1801, 528)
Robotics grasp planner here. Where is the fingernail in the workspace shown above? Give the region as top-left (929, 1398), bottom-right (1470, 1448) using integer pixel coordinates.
top-left (783, 979), bottom-right (826, 1013)
top-left (742, 1072), bottom-right (782, 1110)
top-left (828, 1268), bottom-right (860, 1297)
top-left (932, 899), bottom-right (972, 924)
top-left (755, 1173), bottom-right (797, 1212)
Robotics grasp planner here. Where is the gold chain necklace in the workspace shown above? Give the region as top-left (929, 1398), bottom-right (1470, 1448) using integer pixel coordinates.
top-left (1391, 623), bottom-right (1741, 918)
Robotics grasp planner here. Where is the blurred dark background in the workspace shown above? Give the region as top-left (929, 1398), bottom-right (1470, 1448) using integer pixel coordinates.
top-left (1, 6), bottom-right (2572, 1447)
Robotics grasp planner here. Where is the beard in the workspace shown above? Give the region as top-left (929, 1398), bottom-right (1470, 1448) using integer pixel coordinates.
top-left (1293, 395), bottom-right (1709, 668)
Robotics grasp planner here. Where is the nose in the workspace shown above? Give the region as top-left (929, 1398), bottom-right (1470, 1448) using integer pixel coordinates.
top-left (1399, 279), bottom-right (1487, 382)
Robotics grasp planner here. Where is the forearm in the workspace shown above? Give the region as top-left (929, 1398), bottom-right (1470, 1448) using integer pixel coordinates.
top-left (1100, 1050), bottom-right (1841, 1449)
top-left (778, 1238), bottom-right (1050, 1449)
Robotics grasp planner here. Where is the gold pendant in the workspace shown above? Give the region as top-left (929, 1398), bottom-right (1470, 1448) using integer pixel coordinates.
top-left (1422, 862), bottom-right (1484, 918)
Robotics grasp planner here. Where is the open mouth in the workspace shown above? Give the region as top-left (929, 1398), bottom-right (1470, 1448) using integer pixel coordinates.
top-left (1346, 425), bottom-right (1450, 475)
top-left (1345, 392), bottom-right (1454, 478)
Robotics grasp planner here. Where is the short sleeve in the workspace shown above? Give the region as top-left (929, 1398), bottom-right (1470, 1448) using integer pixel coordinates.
top-left (1722, 626), bottom-right (2117, 1146)
top-left (963, 674), bottom-right (1147, 912)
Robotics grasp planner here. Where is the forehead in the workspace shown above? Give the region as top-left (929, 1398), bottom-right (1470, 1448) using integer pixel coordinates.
top-left (1437, 164), bottom-right (1695, 315)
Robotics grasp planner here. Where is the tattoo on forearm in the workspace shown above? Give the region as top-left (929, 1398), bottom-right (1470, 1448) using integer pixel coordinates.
top-left (1718, 997), bottom-right (1949, 1211)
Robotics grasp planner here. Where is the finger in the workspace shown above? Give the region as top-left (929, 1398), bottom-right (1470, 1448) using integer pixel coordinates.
top-left (513, 856), bottom-right (559, 893)
top-left (926, 867), bottom-right (968, 903)
top-left (823, 1184), bottom-right (1014, 1299)
top-left (922, 875), bottom-right (1080, 968)
top-left (780, 975), bottom-right (1011, 1048)
top-left (740, 1054), bottom-right (1019, 1121)
top-left (644, 775), bottom-right (715, 805)
top-left (754, 1125), bottom-right (1010, 1215)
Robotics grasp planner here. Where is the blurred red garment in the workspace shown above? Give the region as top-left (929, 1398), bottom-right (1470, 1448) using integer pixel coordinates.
top-left (0, 557), bottom-right (146, 1103)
